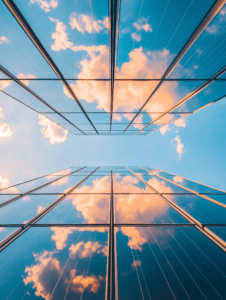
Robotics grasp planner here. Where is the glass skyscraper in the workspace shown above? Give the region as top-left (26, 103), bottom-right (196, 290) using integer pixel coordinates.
top-left (0, 166), bottom-right (226, 299)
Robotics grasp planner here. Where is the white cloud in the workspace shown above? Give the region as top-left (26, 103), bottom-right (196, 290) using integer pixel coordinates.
top-left (133, 17), bottom-right (152, 32)
top-left (0, 107), bottom-right (14, 140)
top-left (131, 32), bottom-right (141, 42)
top-left (206, 24), bottom-right (219, 34)
top-left (38, 114), bottom-right (68, 145)
top-left (174, 118), bottom-right (186, 128)
top-left (174, 135), bottom-right (184, 158)
top-left (29, 0), bottom-right (58, 12)
top-left (0, 80), bottom-right (12, 90)
top-left (160, 125), bottom-right (170, 135)
top-left (69, 13), bottom-right (109, 34)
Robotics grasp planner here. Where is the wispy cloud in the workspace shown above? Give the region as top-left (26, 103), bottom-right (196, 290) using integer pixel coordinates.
top-left (0, 107), bottom-right (14, 140)
top-left (29, 0), bottom-right (58, 13)
top-left (69, 13), bottom-right (109, 33)
top-left (17, 73), bottom-right (36, 86)
top-left (133, 17), bottom-right (152, 32)
top-left (38, 115), bottom-right (68, 145)
top-left (0, 36), bottom-right (9, 44)
top-left (174, 135), bottom-right (184, 158)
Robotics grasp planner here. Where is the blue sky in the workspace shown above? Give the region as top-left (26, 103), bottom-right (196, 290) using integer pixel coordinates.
top-left (0, 0), bottom-right (226, 191)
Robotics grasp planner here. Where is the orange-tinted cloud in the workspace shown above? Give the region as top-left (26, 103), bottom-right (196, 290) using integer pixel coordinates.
top-left (24, 250), bottom-right (60, 300)
top-left (69, 241), bottom-right (107, 258)
top-left (69, 271), bottom-right (103, 294)
top-left (132, 260), bottom-right (142, 267)
top-left (0, 106), bottom-right (14, 140)
top-left (30, 0), bottom-right (58, 12)
top-left (51, 227), bottom-right (75, 250)
top-left (0, 175), bottom-right (19, 193)
top-left (50, 176), bottom-right (68, 186)
top-left (0, 36), bottom-right (9, 44)
top-left (133, 18), bottom-right (152, 33)
top-left (38, 114), bottom-right (68, 145)
top-left (173, 176), bottom-right (184, 183)
top-left (174, 118), bottom-right (186, 128)
top-left (69, 13), bottom-right (109, 33)
top-left (17, 73), bottom-right (36, 86)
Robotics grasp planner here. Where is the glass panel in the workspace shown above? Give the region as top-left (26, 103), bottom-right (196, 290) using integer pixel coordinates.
top-left (113, 174), bottom-right (154, 193)
top-left (51, 169), bottom-right (73, 176)
top-left (0, 227), bottom-right (18, 242)
top-left (173, 80), bottom-right (226, 113)
top-left (201, 195), bottom-right (226, 205)
top-left (162, 175), bottom-right (226, 194)
top-left (38, 194), bottom-right (110, 224)
top-left (0, 2), bottom-right (56, 78)
top-left (143, 80), bottom-right (205, 114)
top-left (32, 176), bottom-right (86, 193)
top-left (206, 227), bottom-right (226, 243)
top-left (116, 227), bottom-right (226, 299)
top-left (113, 81), bottom-right (159, 112)
top-left (0, 176), bottom-right (61, 195)
top-left (0, 227), bottom-right (108, 299)
top-left (72, 175), bottom-right (111, 193)
top-left (87, 112), bottom-right (110, 123)
top-left (165, 194), bottom-right (226, 224)
top-left (15, 0), bottom-right (110, 79)
top-left (116, 0), bottom-right (215, 78)
top-left (0, 80), bottom-right (53, 112)
top-left (0, 195), bottom-right (20, 205)
top-left (139, 174), bottom-right (191, 193)
top-left (115, 194), bottom-right (189, 224)
top-left (28, 80), bottom-right (82, 112)
top-left (0, 195), bottom-right (59, 224)
top-left (169, 4), bottom-right (226, 79)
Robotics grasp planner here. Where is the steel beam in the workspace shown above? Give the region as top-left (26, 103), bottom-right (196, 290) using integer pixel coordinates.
top-left (2, 0), bottom-right (99, 134)
top-left (123, 0), bottom-right (226, 134)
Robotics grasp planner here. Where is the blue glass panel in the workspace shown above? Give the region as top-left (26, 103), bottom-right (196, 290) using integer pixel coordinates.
top-left (0, 227), bottom-right (18, 242)
top-left (73, 175), bottom-right (111, 193)
top-left (38, 194), bottom-right (110, 224)
top-left (165, 194), bottom-right (226, 224)
top-left (116, 227), bottom-right (226, 299)
top-left (206, 227), bottom-right (226, 242)
top-left (113, 174), bottom-right (154, 193)
top-left (0, 227), bottom-right (108, 299)
top-left (115, 194), bottom-right (188, 224)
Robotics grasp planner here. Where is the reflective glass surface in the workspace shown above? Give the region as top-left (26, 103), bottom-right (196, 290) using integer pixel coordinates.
top-left (165, 195), bottom-right (226, 224)
top-left (113, 174), bottom-right (154, 193)
top-left (0, 227), bottom-right (108, 299)
top-left (0, 194), bottom-right (20, 204)
top-left (0, 195), bottom-right (59, 224)
top-left (116, 227), bottom-right (226, 299)
top-left (32, 176), bottom-right (87, 193)
top-left (115, 194), bottom-right (188, 224)
top-left (0, 227), bottom-right (18, 242)
top-left (206, 227), bottom-right (226, 243)
top-left (73, 175), bottom-right (111, 193)
top-left (38, 194), bottom-right (110, 224)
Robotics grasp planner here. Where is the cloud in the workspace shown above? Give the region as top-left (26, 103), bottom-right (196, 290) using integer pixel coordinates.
top-left (0, 175), bottom-right (19, 193)
top-left (24, 250), bottom-right (60, 300)
top-left (17, 73), bottom-right (36, 86)
top-left (133, 17), bottom-right (152, 32)
top-left (29, 0), bottom-right (58, 12)
top-left (69, 271), bottom-right (103, 294)
top-left (174, 118), bottom-right (186, 128)
top-left (173, 176), bottom-right (184, 183)
top-left (38, 114), bottom-right (68, 145)
top-left (37, 205), bottom-right (45, 214)
top-left (51, 227), bottom-right (75, 250)
top-left (131, 32), bottom-right (141, 42)
top-left (206, 24), bottom-right (219, 34)
top-left (69, 241), bottom-right (107, 258)
top-left (220, 7), bottom-right (226, 15)
top-left (69, 13), bottom-right (109, 33)
top-left (132, 260), bottom-right (142, 268)
top-left (160, 125), bottom-right (170, 135)
top-left (0, 80), bottom-right (12, 90)
top-left (0, 36), bottom-right (10, 44)
top-left (0, 107), bottom-right (14, 140)
top-left (174, 135), bottom-right (184, 158)
top-left (50, 176), bottom-right (68, 186)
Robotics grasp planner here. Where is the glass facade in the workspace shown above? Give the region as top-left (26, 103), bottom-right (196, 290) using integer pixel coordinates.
top-left (1, 0), bottom-right (226, 136)
top-left (1, 166), bottom-right (226, 299)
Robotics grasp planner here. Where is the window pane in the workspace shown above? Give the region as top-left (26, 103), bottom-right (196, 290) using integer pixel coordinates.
top-left (38, 194), bottom-right (110, 224)
top-left (0, 227), bottom-right (18, 243)
top-left (32, 176), bottom-right (86, 193)
top-left (206, 227), bottom-right (226, 243)
top-left (116, 227), bottom-right (226, 299)
top-left (72, 175), bottom-right (111, 193)
top-left (0, 227), bottom-right (108, 299)
top-left (0, 195), bottom-right (60, 224)
top-left (113, 174), bottom-right (154, 193)
top-left (165, 194), bottom-right (226, 224)
top-left (115, 194), bottom-right (188, 224)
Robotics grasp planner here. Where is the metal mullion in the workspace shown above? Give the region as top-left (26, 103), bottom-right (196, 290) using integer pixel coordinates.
top-left (0, 167), bottom-right (87, 208)
top-left (2, 78), bottom-right (226, 81)
top-left (0, 90), bottom-right (80, 137)
top-left (2, 0), bottom-right (99, 134)
top-left (0, 168), bottom-right (99, 252)
top-left (0, 65), bottom-right (86, 134)
top-left (122, 0), bottom-right (226, 134)
top-left (140, 167), bottom-right (226, 209)
top-left (136, 64), bottom-right (226, 134)
top-left (109, 0), bottom-right (120, 132)
top-left (126, 167), bottom-right (226, 252)
top-left (107, 168), bottom-right (115, 299)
